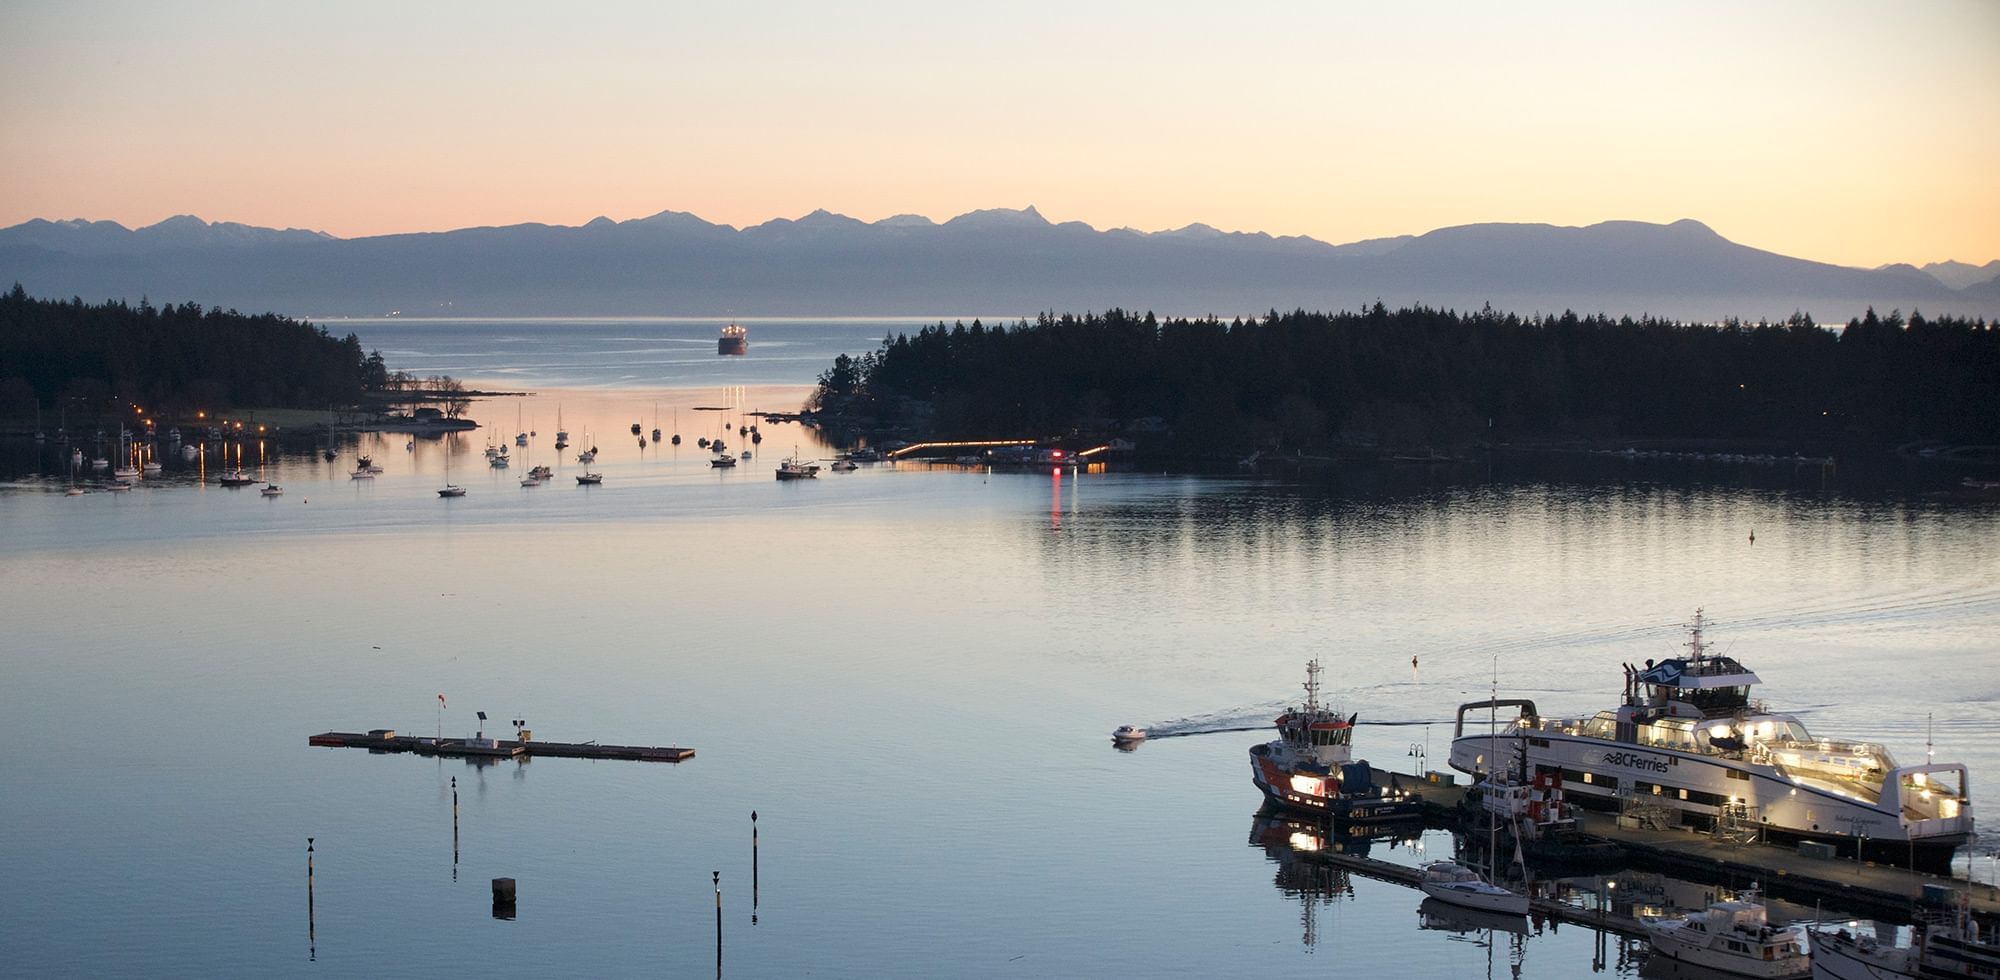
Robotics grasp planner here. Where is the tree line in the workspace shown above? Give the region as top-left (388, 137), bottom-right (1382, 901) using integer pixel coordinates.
top-left (0, 284), bottom-right (389, 419)
top-left (814, 305), bottom-right (2000, 451)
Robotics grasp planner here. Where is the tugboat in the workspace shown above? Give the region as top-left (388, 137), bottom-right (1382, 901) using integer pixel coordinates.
top-left (717, 322), bottom-right (747, 356)
top-left (1643, 888), bottom-right (1809, 978)
top-left (1249, 660), bottom-right (1425, 822)
top-left (1447, 610), bottom-right (1976, 873)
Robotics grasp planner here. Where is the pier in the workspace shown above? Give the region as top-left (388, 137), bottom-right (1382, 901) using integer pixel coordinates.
top-left (308, 729), bottom-right (694, 763)
top-left (1569, 811), bottom-right (2000, 922)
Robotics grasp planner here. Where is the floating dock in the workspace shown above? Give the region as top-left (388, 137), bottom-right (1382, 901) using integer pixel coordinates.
top-left (1304, 846), bottom-right (1650, 937)
top-left (308, 729), bottom-right (694, 763)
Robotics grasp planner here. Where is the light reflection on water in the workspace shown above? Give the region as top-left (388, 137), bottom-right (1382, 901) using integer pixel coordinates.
top-left (1, 386), bottom-right (1997, 977)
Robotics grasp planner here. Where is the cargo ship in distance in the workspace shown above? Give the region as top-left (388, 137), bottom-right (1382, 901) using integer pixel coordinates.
top-left (1250, 659), bottom-right (1426, 823)
top-left (1447, 610), bottom-right (1974, 873)
top-left (718, 323), bottom-right (747, 355)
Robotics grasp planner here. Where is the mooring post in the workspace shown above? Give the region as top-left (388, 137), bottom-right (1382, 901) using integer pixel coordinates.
top-left (751, 810), bottom-right (759, 916)
top-left (452, 776), bottom-right (460, 879)
top-left (492, 877), bottom-right (516, 920)
top-left (713, 870), bottom-right (722, 972)
top-left (307, 838), bottom-right (316, 961)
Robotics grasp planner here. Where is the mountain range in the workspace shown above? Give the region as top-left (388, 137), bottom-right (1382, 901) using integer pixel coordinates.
top-left (2, 207), bottom-right (1994, 321)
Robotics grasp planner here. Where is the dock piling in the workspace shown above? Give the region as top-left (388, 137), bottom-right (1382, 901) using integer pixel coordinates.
top-left (306, 838), bottom-right (316, 962)
top-left (451, 776), bottom-right (459, 880)
top-left (713, 871), bottom-right (722, 973)
top-left (751, 810), bottom-right (759, 922)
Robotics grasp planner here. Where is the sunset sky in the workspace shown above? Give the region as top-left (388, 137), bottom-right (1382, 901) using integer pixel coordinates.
top-left (3, 1), bottom-right (1996, 267)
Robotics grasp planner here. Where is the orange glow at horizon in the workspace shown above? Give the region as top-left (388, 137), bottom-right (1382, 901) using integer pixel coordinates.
top-left (0, 3), bottom-right (1996, 268)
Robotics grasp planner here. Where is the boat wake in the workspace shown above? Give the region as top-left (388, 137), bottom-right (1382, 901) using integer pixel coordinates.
top-left (1139, 702), bottom-right (1449, 739)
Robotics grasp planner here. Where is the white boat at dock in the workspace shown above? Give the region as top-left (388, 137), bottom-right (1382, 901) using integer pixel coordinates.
top-left (1809, 901), bottom-right (1999, 979)
top-left (1448, 610), bottom-right (1974, 873)
top-left (1643, 889), bottom-right (1808, 978)
top-left (1417, 860), bottom-right (1528, 916)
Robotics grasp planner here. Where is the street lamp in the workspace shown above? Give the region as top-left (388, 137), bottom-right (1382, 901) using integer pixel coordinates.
top-left (1408, 742), bottom-right (1427, 776)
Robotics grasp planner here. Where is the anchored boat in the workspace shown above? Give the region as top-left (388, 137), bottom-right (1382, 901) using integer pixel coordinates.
top-left (1249, 659), bottom-right (1425, 823)
top-left (1448, 610), bottom-right (1975, 872)
top-left (718, 322), bottom-right (747, 356)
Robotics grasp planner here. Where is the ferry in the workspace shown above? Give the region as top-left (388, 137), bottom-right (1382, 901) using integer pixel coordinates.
top-left (1249, 660), bottom-right (1426, 823)
top-left (718, 323), bottom-right (747, 356)
top-left (1448, 611), bottom-right (1974, 873)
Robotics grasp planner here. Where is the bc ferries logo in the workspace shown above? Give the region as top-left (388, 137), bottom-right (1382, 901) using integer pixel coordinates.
top-left (1601, 750), bottom-right (1670, 774)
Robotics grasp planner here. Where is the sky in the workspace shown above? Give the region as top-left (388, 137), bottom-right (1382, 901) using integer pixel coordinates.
top-left (2, 1), bottom-right (1996, 268)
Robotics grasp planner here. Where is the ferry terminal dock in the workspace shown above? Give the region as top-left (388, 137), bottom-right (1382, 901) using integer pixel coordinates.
top-left (1349, 764), bottom-right (2000, 927)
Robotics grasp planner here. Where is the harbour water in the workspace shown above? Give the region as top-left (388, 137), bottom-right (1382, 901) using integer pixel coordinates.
top-left (2, 318), bottom-right (1997, 977)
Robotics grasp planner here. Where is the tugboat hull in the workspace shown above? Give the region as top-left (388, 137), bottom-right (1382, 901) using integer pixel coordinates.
top-left (1250, 745), bottom-right (1425, 823)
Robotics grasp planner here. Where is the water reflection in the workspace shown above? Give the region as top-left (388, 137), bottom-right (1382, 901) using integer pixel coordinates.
top-left (1249, 811), bottom-right (1434, 952)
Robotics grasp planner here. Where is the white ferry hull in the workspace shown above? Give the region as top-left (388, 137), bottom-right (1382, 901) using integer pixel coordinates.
top-left (1449, 730), bottom-right (1971, 874)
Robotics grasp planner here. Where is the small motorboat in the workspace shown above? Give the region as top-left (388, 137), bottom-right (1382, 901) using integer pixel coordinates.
top-left (218, 470), bottom-right (256, 487)
top-left (1418, 861), bottom-right (1528, 916)
top-left (575, 471), bottom-right (603, 485)
top-left (529, 465), bottom-right (553, 481)
top-left (101, 481), bottom-right (132, 493)
top-left (709, 454), bottom-right (737, 468)
top-left (1112, 725), bottom-right (1147, 744)
top-left (260, 484), bottom-right (284, 497)
top-left (142, 460), bottom-right (163, 475)
top-left (520, 475), bottom-right (542, 487)
top-left (64, 486), bottom-right (85, 497)
top-left (112, 465), bottom-right (139, 481)
top-left (437, 485), bottom-right (467, 498)
top-left (830, 459), bottom-right (858, 472)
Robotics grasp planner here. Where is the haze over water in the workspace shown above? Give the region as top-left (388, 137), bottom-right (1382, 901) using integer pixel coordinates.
top-left (2, 319), bottom-right (1996, 977)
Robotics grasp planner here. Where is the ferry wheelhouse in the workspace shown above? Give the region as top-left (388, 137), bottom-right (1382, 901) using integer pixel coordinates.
top-left (1250, 660), bottom-right (1424, 823)
top-left (1448, 611), bottom-right (1974, 872)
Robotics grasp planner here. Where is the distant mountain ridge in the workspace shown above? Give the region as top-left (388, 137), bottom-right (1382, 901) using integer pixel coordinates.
top-left (1, 208), bottom-right (1992, 321)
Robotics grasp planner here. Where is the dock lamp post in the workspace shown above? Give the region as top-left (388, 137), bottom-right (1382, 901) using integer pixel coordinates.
top-left (1408, 742), bottom-right (1426, 776)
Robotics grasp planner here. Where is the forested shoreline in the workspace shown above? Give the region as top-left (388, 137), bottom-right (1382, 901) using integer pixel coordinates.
top-left (813, 305), bottom-right (2000, 452)
top-left (0, 285), bottom-right (387, 420)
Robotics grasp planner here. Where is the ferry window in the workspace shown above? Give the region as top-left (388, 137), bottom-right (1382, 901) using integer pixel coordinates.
top-left (1581, 773), bottom-right (1592, 784)
top-left (1678, 788), bottom-right (1688, 800)
top-left (1726, 769), bottom-right (1748, 781)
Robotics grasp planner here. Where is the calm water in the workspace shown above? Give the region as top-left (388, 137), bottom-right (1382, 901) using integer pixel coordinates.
top-left (3, 321), bottom-right (1998, 978)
